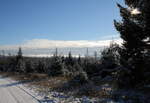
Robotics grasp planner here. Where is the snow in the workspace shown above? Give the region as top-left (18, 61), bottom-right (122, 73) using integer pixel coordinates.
top-left (0, 75), bottom-right (148, 103)
top-left (0, 76), bottom-right (98, 103)
top-left (0, 76), bottom-right (39, 103)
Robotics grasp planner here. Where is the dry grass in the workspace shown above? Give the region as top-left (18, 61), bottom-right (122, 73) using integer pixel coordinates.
top-left (30, 76), bottom-right (69, 89)
top-left (0, 72), bottom-right (70, 90)
top-left (0, 72), bottom-right (47, 81)
top-left (0, 72), bottom-right (111, 98)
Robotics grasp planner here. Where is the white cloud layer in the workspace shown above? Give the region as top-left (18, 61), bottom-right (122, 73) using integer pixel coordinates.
top-left (0, 39), bottom-right (122, 50)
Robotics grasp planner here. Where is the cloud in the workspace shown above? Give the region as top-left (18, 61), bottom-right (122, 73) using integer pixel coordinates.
top-left (0, 39), bottom-right (123, 57)
top-left (0, 39), bottom-right (123, 50)
top-left (99, 34), bottom-right (120, 40)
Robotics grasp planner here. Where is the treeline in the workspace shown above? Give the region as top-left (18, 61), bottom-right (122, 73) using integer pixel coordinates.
top-left (0, 43), bottom-right (122, 84)
top-left (0, 41), bottom-right (150, 88)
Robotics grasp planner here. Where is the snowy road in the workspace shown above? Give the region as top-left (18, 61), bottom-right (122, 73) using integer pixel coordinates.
top-left (0, 76), bottom-right (39, 103)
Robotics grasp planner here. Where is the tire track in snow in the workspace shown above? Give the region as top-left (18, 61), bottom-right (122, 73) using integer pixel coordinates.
top-left (0, 76), bottom-right (41, 103)
top-left (7, 88), bottom-right (20, 103)
top-left (16, 85), bottom-right (42, 103)
top-left (7, 78), bottom-right (42, 103)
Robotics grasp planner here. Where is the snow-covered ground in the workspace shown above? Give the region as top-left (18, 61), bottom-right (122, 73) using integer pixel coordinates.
top-left (0, 76), bottom-right (39, 103)
top-left (0, 75), bottom-right (117, 103)
top-left (0, 75), bottom-right (148, 103)
top-left (0, 76), bottom-right (98, 103)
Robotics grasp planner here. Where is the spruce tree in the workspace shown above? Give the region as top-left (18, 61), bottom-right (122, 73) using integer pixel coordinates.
top-left (17, 47), bottom-right (23, 62)
top-left (114, 0), bottom-right (150, 86)
top-left (16, 47), bottom-right (25, 73)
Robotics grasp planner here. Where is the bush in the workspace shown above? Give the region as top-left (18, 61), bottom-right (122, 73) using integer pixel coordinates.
top-left (37, 60), bottom-right (46, 73)
top-left (48, 56), bottom-right (65, 76)
top-left (25, 60), bottom-right (34, 73)
top-left (71, 71), bottom-right (88, 85)
top-left (15, 59), bottom-right (26, 73)
top-left (101, 43), bottom-right (120, 68)
top-left (100, 43), bottom-right (120, 78)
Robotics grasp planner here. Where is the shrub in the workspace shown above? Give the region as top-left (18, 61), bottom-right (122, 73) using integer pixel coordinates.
top-left (48, 56), bottom-right (65, 76)
top-left (101, 43), bottom-right (120, 68)
top-left (25, 60), bottom-right (34, 73)
top-left (100, 43), bottom-right (120, 78)
top-left (71, 71), bottom-right (88, 85)
top-left (15, 59), bottom-right (26, 73)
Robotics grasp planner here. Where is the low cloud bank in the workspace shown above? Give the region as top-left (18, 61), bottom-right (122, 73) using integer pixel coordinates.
top-left (0, 39), bottom-right (122, 57)
top-left (0, 39), bottom-right (122, 50)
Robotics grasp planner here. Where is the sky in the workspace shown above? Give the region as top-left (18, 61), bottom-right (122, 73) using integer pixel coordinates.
top-left (0, 0), bottom-right (124, 56)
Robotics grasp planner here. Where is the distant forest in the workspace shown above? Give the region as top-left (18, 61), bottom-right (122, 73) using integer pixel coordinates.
top-left (0, 43), bottom-right (120, 84)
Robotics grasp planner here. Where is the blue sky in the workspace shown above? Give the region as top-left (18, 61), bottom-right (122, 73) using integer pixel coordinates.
top-left (0, 0), bottom-right (124, 46)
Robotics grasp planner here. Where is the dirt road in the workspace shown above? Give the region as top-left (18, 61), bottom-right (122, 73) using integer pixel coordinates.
top-left (0, 76), bottom-right (40, 103)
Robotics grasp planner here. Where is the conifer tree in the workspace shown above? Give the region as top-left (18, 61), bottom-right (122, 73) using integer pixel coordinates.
top-left (114, 0), bottom-right (150, 86)
top-left (16, 47), bottom-right (25, 73)
top-left (65, 51), bottom-right (74, 66)
top-left (17, 47), bottom-right (23, 61)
